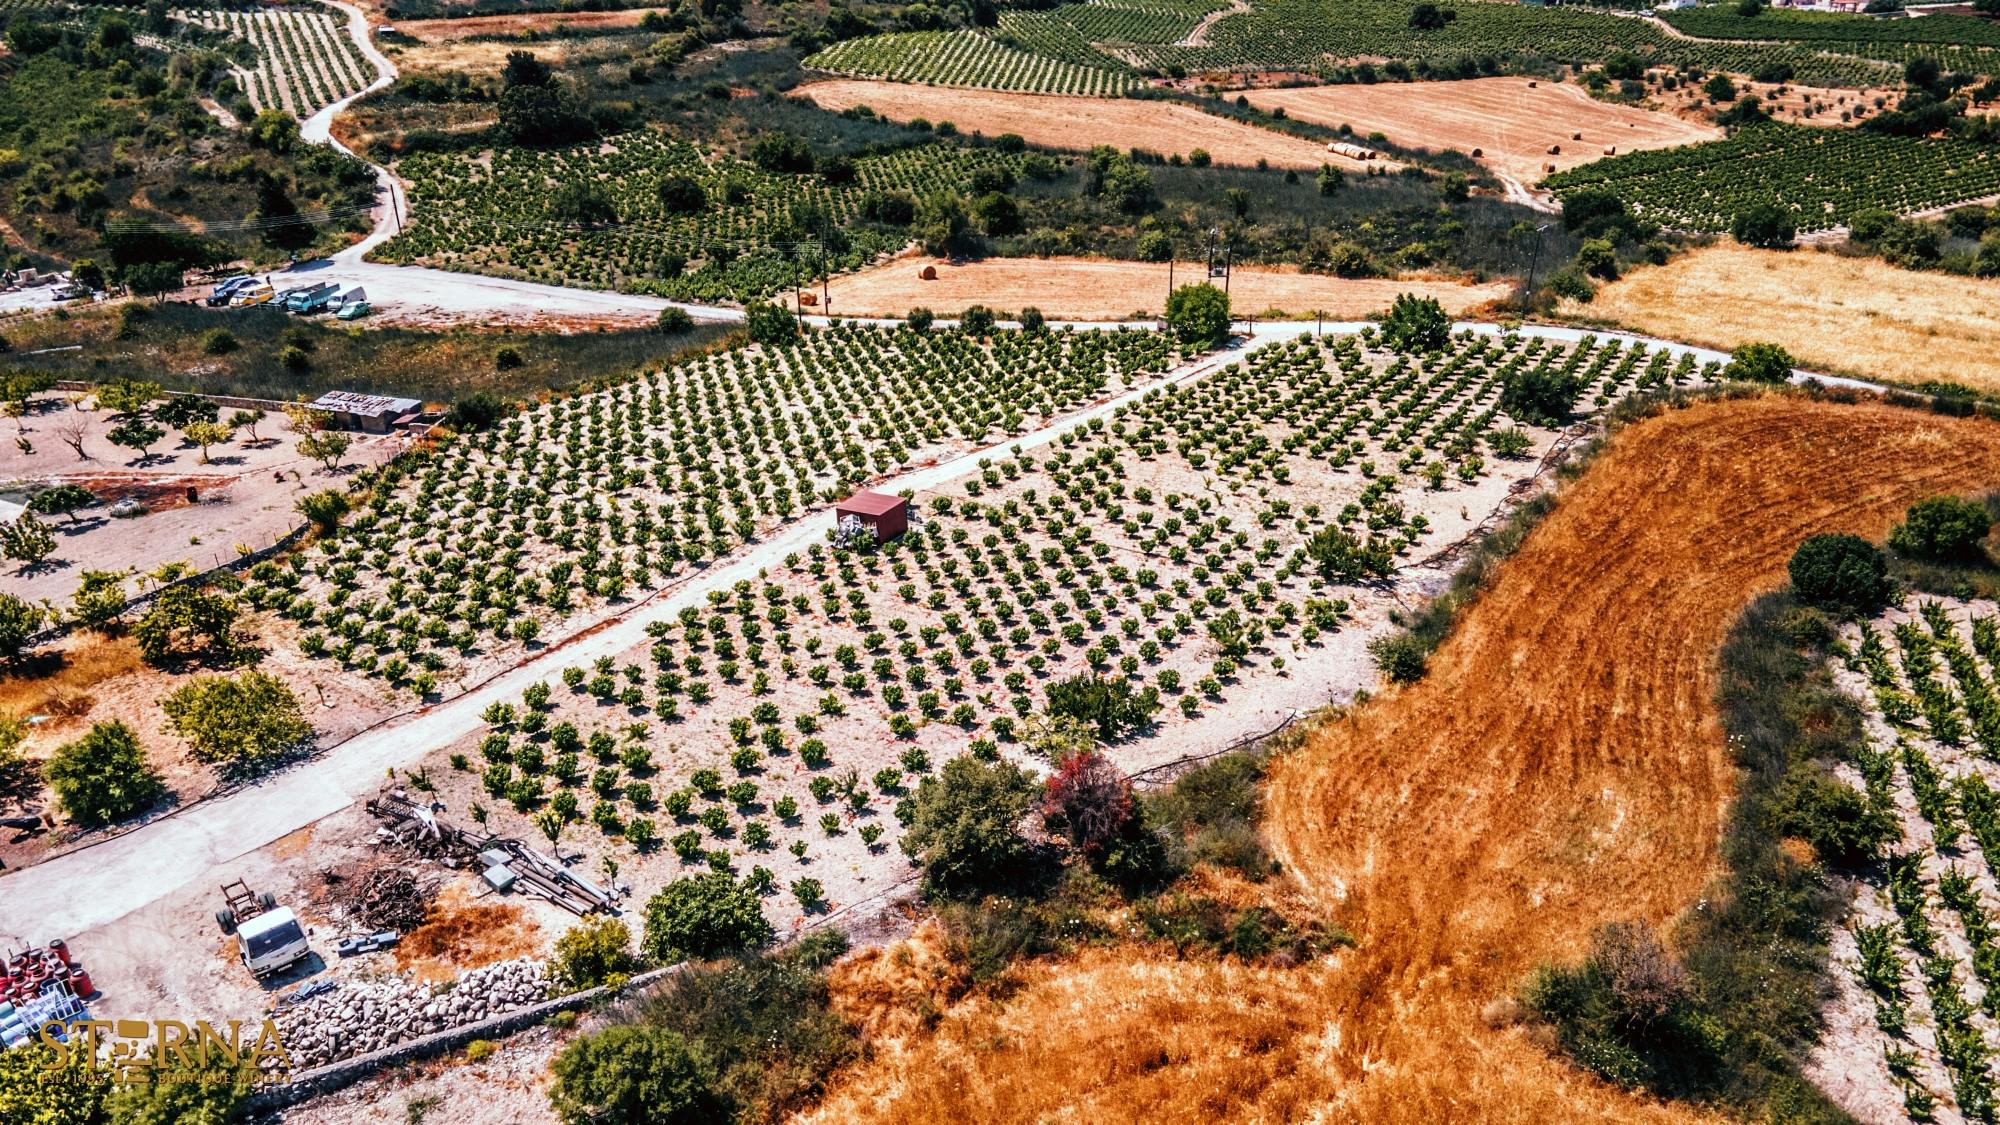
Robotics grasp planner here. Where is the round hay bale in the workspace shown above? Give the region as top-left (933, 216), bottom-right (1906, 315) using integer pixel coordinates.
top-left (1571, 131), bottom-right (1582, 141)
top-left (1547, 144), bottom-right (1561, 155)
top-left (919, 265), bottom-right (938, 280)
top-left (1470, 147), bottom-right (1483, 158)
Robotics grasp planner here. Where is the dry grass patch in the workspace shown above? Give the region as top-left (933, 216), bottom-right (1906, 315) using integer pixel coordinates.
top-left (0, 635), bottom-right (143, 731)
top-left (820, 255), bottom-right (1513, 320)
top-left (1243, 78), bottom-right (1720, 196)
top-left (797, 80), bottom-right (1350, 170)
top-left (802, 394), bottom-right (2000, 1122)
top-left (395, 888), bottom-right (541, 982)
top-left (1574, 244), bottom-right (2000, 393)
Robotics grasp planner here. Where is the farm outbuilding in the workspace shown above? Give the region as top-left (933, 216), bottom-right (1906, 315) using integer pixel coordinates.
top-left (312, 391), bottom-right (424, 434)
top-left (835, 491), bottom-right (910, 543)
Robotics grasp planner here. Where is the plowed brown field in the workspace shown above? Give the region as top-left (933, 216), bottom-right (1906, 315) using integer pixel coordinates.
top-left (800, 394), bottom-right (2000, 1124)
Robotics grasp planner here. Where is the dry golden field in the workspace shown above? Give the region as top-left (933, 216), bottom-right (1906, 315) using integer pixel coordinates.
top-left (1576, 245), bottom-right (2000, 393)
top-left (801, 394), bottom-right (2000, 1123)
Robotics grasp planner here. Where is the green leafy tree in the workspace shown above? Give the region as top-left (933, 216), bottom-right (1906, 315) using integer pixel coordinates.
top-left (71, 570), bottom-right (129, 633)
top-left (133, 583), bottom-right (238, 664)
top-left (1043, 673), bottom-right (1160, 742)
top-left (657, 306), bottom-right (696, 335)
top-left (744, 302), bottom-right (797, 346)
top-left (95, 379), bottom-right (161, 417)
top-left (0, 1042), bottom-right (112, 1125)
top-left (900, 754), bottom-right (1038, 897)
top-left (915, 192), bottom-right (976, 257)
top-left (959, 305), bottom-right (996, 337)
top-left (107, 418), bottom-right (164, 462)
top-left (160, 670), bottom-right (311, 767)
top-left (1889, 495), bottom-right (1993, 562)
top-left (641, 873), bottom-right (774, 963)
top-left (551, 916), bottom-right (641, 992)
top-left (1723, 341), bottom-right (1794, 384)
top-left (45, 720), bottom-right (164, 826)
top-left (247, 107), bottom-right (299, 152)
top-left (1164, 283), bottom-right (1231, 350)
top-left (295, 489), bottom-right (350, 532)
top-left (27, 483), bottom-right (95, 523)
top-left (1731, 202), bottom-right (1795, 249)
top-left (657, 174), bottom-right (707, 215)
top-left (1500, 366), bottom-right (1580, 425)
top-left (1788, 534), bottom-right (1890, 614)
top-left (152, 393), bottom-right (216, 431)
top-left (229, 409), bottom-right (266, 442)
top-left (0, 592), bottom-right (48, 660)
top-left (1, 513), bottom-right (56, 570)
top-left (1304, 526), bottom-right (1395, 583)
top-left (551, 1026), bottom-right (725, 1125)
top-left (182, 420), bottom-right (235, 464)
top-left (1380, 293), bottom-right (1452, 352)
top-left (446, 392), bottom-right (509, 432)
top-left (297, 430), bottom-right (352, 473)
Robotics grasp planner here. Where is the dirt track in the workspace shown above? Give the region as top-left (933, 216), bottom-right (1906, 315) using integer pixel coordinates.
top-left (1243, 78), bottom-right (1720, 199)
top-left (820, 256), bottom-right (1513, 320)
top-left (800, 394), bottom-right (2000, 1123)
top-left (797, 80), bottom-right (1372, 171)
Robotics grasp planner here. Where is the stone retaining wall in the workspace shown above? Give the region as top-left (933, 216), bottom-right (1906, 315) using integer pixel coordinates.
top-left (244, 964), bottom-right (683, 1113)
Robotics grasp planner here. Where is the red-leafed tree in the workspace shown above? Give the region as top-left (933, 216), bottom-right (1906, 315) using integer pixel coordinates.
top-left (1042, 749), bottom-right (1134, 858)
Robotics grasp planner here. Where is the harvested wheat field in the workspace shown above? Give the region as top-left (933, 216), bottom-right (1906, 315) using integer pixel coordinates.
top-left (1243, 78), bottom-right (1720, 197)
top-left (800, 394), bottom-right (2000, 1124)
top-left (1577, 244), bottom-right (2000, 394)
top-left (821, 256), bottom-right (1512, 321)
top-left (797, 80), bottom-right (1365, 170)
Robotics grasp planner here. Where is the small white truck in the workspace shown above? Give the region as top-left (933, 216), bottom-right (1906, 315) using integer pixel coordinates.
top-left (216, 880), bottom-right (312, 978)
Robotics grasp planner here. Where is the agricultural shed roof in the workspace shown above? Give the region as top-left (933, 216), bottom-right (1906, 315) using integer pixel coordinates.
top-left (313, 391), bottom-right (422, 419)
top-left (838, 491), bottom-right (907, 517)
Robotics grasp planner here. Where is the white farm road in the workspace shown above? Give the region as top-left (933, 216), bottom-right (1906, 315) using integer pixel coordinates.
top-left (0, 7), bottom-right (1902, 943)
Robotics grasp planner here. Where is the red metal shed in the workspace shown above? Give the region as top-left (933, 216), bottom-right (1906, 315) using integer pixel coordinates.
top-left (836, 491), bottom-right (909, 543)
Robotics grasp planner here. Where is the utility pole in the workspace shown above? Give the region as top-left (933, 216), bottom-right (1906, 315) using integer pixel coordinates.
top-left (1522, 222), bottom-right (1551, 314)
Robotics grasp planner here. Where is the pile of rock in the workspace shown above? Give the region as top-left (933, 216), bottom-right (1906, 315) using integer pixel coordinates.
top-left (274, 958), bottom-right (549, 1069)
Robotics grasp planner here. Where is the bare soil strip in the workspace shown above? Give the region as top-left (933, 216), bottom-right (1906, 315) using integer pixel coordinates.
top-left (819, 255), bottom-right (1513, 320)
top-left (1243, 78), bottom-right (1721, 198)
top-left (1576, 244), bottom-right (2000, 395)
top-left (802, 395), bottom-right (2000, 1123)
top-left (796, 79), bottom-right (1367, 170)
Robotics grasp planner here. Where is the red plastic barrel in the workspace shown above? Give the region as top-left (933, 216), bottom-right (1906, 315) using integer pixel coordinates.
top-left (69, 968), bottom-right (92, 998)
top-left (48, 941), bottom-right (71, 967)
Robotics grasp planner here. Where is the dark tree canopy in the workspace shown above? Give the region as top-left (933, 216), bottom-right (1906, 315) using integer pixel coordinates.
top-left (1889, 495), bottom-right (1993, 563)
top-left (1788, 534), bottom-right (1890, 614)
top-left (900, 755), bottom-right (1039, 897)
